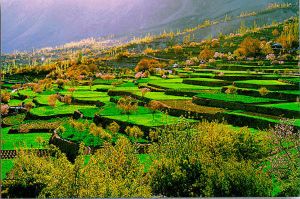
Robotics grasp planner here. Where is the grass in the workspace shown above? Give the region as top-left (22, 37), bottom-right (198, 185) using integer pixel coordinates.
top-left (60, 90), bottom-right (108, 98)
top-left (1, 159), bottom-right (14, 180)
top-left (1, 127), bottom-right (51, 150)
top-left (149, 82), bottom-right (221, 91)
top-left (138, 154), bottom-right (152, 172)
top-left (184, 77), bottom-right (224, 82)
top-left (18, 89), bottom-right (38, 97)
top-left (105, 113), bottom-right (194, 127)
top-left (8, 99), bottom-right (23, 106)
top-left (78, 107), bottom-right (102, 118)
top-left (260, 102), bottom-right (300, 111)
top-left (60, 119), bottom-right (148, 147)
top-left (30, 105), bottom-right (96, 116)
top-left (278, 90), bottom-right (300, 95)
top-left (98, 102), bottom-right (152, 116)
top-left (2, 114), bottom-right (26, 126)
top-left (236, 80), bottom-right (291, 85)
top-left (196, 92), bottom-right (282, 104)
top-left (35, 95), bottom-right (64, 106)
top-left (64, 85), bottom-right (113, 91)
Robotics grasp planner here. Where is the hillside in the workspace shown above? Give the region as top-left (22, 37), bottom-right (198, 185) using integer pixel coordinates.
top-left (2, 0), bottom-right (298, 52)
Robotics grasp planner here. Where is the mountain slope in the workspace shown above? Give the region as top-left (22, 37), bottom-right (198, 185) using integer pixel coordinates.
top-left (2, 0), bottom-right (298, 52)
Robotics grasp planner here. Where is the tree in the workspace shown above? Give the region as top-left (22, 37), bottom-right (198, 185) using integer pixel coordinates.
top-left (68, 87), bottom-right (77, 96)
top-left (3, 139), bottom-right (151, 198)
top-left (1, 89), bottom-right (11, 103)
top-left (272, 29), bottom-right (280, 36)
top-left (12, 84), bottom-right (21, 94)
top-left (32, 84), bottom-right (43, 93)
top-left (77, 51), bottom-right (83, 64)
top-left (117, 96), bottom-right (138, 120)
top-left (56, 79), bottom-right (65, 90)
top-left (268, 119), bottom-right (300, 196)
top-left (276, 19), bottom-right (299, 49)
top-left (235, 37), bottom-right (261, 57)
top-left (173, 45), bottom-right (183, 54)
top-left (135, 59), bottom-right (162, 73)
top-left (1, 104), bottom-right (9, 115)
top-left (147, 100), bottom-right (165, 120)
top-left (100, 74), bottom-right (115, 83)
top-left (140, 88), bottom-right (150, 98)
top-left (149, 121), bottom-right (272, 197)
top-left (199, 48), bottom-right (215, 61)
top-left (48, 94), bottom-right (58, 107)
top-left (24, 101), bottom-right (34, 111)
top-left (260, 41), bottom-right (274, 55)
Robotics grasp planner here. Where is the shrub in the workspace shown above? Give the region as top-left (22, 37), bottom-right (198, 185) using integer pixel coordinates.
top-left (149, 130), bottom-right (159, 141)
top-left (24, 101), bottom-right (34, 111)
top-left (258, 87), bottom-right (269, 96)
top-left (125, 126), bottom-right (144, 138)
top-left (225, 86), bottom-right (237, 95)
top-left (107, 121), bottom-right (120, 135)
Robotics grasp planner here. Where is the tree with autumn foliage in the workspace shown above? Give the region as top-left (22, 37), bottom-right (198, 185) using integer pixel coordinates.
top-left (147, 100), bottom-right (166, 120)
top-left (1, 89), bottom-right (11, 103)
top-left (1, 104), bottom-right (9, 115)
top-left (117, 96), bottom-right (138, 120)
top-left (276, 19), bottom-right (299, 50)
top-left (135, 59), bottom-right (162, 73)
top-left (198, 47), bottom-right (215, 61)
top-left (234, 36), bottom-right (261, 57)
top-left (48, 94), bottom-right (58, 107)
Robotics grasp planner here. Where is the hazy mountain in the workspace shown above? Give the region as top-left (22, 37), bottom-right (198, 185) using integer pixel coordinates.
top-left (1, 0), bottom-right (297, 53)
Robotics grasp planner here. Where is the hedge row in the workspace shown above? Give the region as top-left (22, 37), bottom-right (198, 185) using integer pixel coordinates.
top-left (182, 79), bottom-right (230, 87)
top-left (234, 82), bottom-right (298, 90)
top-left (215, 75), bottom-right (280, 81)
top-left (192, 96), bottom-right (299, 119)
top-left (221, 86), bottom-right (299, 102)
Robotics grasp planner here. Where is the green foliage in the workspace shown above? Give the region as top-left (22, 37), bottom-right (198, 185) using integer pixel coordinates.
top-left (3, 139), bottom-right (151, 198)
top-left (149, 121), bottom-right (272, 197)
